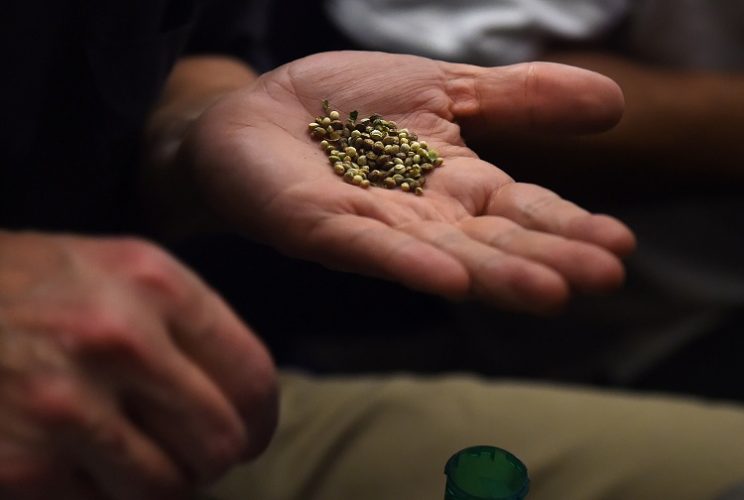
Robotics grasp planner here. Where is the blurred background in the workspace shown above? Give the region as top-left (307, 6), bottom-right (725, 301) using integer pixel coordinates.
top-left (174, 0), bottom-right (744, 401)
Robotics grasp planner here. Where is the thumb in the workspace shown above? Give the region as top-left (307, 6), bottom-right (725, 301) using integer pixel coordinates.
top-left (441, 61), bottom-right (624, 137)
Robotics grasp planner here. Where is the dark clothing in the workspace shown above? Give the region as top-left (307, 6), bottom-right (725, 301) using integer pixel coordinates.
top-left (1, 0), bottom-right (257, 233)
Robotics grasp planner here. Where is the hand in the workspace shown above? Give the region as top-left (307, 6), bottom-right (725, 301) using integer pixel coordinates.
top-left (0, 231), bottom-right (277, 499)
top-left (185, 51), bottom-right (635, 313)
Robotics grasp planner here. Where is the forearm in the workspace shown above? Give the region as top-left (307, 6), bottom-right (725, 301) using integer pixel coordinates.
top-left (547, 52), bottom-right (744, 173)
top-left (140, 55), bottom-right (258, 237)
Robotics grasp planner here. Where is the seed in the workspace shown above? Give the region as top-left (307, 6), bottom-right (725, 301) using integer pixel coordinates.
top-left (310, 101), bottom-right (441, 195)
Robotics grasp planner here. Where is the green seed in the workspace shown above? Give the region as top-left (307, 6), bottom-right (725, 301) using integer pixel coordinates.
top-left (329, 110), bottom-right (340, 120)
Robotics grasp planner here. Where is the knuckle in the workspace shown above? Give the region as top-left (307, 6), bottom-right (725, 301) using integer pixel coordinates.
top-left (116, 239), bottom-right (184, 298)
top-left (22, 376), bottom-right (88, 429)
top-left (69, 305), bottom-right (147, 361)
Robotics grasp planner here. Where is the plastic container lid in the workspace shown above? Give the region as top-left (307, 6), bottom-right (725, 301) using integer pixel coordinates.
top-left (444, 445), bottom-right (530, 500)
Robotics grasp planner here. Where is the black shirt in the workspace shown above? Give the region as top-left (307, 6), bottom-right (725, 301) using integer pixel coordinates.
top-left (1, 0), bottom-right (258, 233)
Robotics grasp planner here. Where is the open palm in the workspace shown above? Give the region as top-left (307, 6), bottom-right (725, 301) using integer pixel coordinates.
top-left (188, 51), bottom-right (634, 312)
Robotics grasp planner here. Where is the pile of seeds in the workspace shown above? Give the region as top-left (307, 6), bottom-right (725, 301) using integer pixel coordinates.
top-left (308, 100), bottom-right (443, 195)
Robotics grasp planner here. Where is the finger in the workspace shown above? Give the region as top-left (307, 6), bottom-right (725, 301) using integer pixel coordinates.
top-left (296, 213), bottom-right (471, 299)
top-left (486, 182), bottom-right (636, 256)
top-left (442, 60), bottom-right (624, 136)
top-left (460, 216), bottom-right (625, 293)
top-left (79, 238), bottom-right (276, 463)
top-left (403, 221), bottom-right (570, 312)
top-left (15, 375), bottom-right (185, 500)
top-left (121, 255), bottom-right (280, 461)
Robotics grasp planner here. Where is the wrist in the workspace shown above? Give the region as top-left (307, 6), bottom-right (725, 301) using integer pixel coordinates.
top-left (139, 56), bottom-right (258, 238)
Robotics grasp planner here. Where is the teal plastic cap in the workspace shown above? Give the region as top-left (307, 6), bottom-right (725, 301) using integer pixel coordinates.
top-left (444, 446), bottom-right (530, 500)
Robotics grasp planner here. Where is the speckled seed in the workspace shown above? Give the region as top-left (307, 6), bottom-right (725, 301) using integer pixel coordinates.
top-left (329, 110), bottom-right (340, 120)
top-left (434, 158), bottom-right (444, 167)
top-left (384, 177), bottom-right (396, 189)
top-left (415, 187), bottom-right (424, 196)
top-left (361, 179), bottom-right (371, 189)
top-left (334, 164), bottom-right (346, 175)
top-left (401, 182), bottom-right (411, 192)
top-left (352, 175), bottom-right (363, 186)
